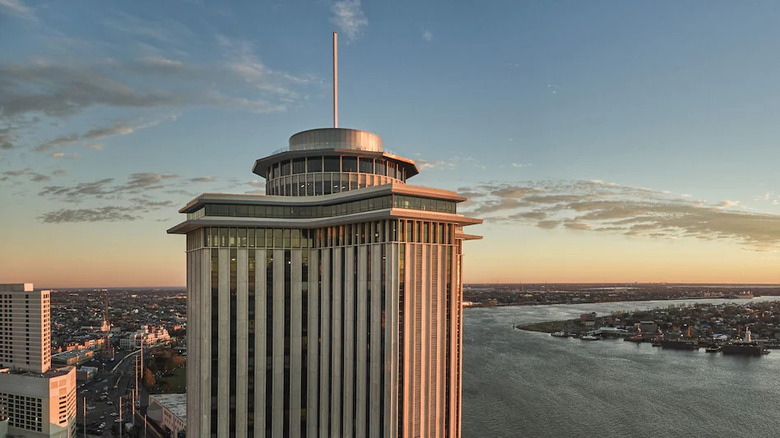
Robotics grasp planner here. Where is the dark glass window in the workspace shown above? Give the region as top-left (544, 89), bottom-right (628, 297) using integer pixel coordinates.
top-left (342, 156), bottom-right (357, 172)
top-left (324, 156), bottom-right (340, 172)
top-left (281, 160), bottom-right (291, 176)
top-left (308, 157), bottom-right (322, 172)
top-left (293, 158), bottom-right (306, 174)
top-left (375, 160), bottom-right (386, 176)
top-left (256, 228), bottom-right (265, 247)
top-left (358, 157), bottom-right (373, 173)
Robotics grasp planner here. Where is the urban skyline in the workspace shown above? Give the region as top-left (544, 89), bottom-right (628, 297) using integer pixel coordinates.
top-left (2, 0), bottom-right (780, 287)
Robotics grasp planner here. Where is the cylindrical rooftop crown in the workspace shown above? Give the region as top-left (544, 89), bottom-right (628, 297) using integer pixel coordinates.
top-left (289, 128), bottom-right (383, 152)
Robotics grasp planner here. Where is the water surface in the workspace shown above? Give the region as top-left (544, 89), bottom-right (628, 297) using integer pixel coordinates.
top-left (462, 298), bottom-right (780, 438)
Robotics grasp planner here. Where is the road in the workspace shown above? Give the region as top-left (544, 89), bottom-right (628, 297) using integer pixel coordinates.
top-left (77, 348), bottom-right (157, 437)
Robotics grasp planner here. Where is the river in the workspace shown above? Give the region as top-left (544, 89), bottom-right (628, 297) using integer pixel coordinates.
top-left (462, 297), bottom-right (780, 438)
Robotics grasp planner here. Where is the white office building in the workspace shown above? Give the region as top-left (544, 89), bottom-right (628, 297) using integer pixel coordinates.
top-left (169, 127), bottom-right (481, 437)
top-left (0, 284), bottom-right (51, 373)
top-left (0, 284), bottom-right (76, 438)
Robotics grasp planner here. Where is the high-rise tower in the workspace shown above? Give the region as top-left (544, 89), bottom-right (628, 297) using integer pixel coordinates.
top-left (0, 283), bottom-right (51, 373)
top-left (169, 35), bottom-right (480, 438)
top-left (169, 127), bottom-right (480, 437)
top-left (0, 284), bottom-right (77, 437)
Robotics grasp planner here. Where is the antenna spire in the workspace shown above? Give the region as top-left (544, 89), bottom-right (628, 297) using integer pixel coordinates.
top-left (333, 31), bottom-right (338, 128)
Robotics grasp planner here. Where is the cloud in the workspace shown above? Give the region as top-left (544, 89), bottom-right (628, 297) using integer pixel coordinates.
top-left (331, 0), bottom-right (368, 40)
top-left (0, 168), bottom-right (54, 183)
top-left (35, 133), bottom-right (79, 151)
top-left (0, 130), bottom-right (16, 149)
top-left (84, 121), bottom-right (135, 140)
top-left (0, 0), bottom-right (33, 19)
top-left (215, 35), bottom-right (312, 104)
top-left (0, 63), bottom-right (180, 119)
top-left (511, 162), bottom-right (530, 168)
top-left (38, 172), bottom-right (181, 202)
top-left (714, 200), bottom-right (740, 209)
top-left (50, 152), bottom-right (78, 158)
top-left (35, 172), bottom-right (189, 223)
top-left (39, 206), bottom-right (140, 223)
top-left (422, 30), bottom-right (433, 42)
top-left (33, 116), bottom-right (174, 153)
top-left (462, 180), bottom-right (780, 251)
top-left (0, 54), bottom-right (312, 123)
top-left (416, 159), bottom-right (457, 171)
top-left (190, 176), bottom-right (214, 182)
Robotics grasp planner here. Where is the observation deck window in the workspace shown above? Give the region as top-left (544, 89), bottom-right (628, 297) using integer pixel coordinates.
top-left (280, 160), bottom-right (291, 176)
top-left (293, 158), bottom-right (306, 174)
top-left (342, 156), bottom-right (357, 172)
top-left (359, 157), bottom-right (373, 173)
top-left (308, 157), bottom-right (322, 172)
top-left (324, 156), bottom-right (340, 172)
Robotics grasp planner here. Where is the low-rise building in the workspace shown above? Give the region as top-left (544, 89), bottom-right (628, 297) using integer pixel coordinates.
top-left (76, 366), bottom-right (98, 381)
top-left (147, 394), bottom-right (185, 438)
top-left (0, 366), bottom-right (77, 438)
top-left (51, 349), bottom-right (93, 367)
top-left (120, 325), bottom-right (170, 349)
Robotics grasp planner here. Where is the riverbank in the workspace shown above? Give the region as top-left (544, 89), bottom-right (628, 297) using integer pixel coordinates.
top-left (515, 300), bottom-right (780, 346)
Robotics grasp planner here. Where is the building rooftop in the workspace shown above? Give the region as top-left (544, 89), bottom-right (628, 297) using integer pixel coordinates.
top-left (151, 393), bottom-right (187, 420)
top-left (0, 365), bottom-right (73, 378)
top-left (52, 349), bottom-right (92, 361)
top-left (0, 283), bottom-right (33, 292)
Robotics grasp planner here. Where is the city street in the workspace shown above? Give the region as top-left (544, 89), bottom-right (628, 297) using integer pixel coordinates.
top-left (76, 348), bottom-right (157, 437)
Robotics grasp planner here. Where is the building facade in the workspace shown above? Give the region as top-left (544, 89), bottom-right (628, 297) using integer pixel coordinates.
top-left (0, 284), bottom-right (51, 373)
top-left (119, 325), bottom-right (170, 350)
top-left (169, 128), bottom-right (480, 437)
top-left (0, 284), bottom-right (76, 438)
top-left (0, 367), bottom-right (77, 438)
top-left (148, 394), bottom-right (186, 438)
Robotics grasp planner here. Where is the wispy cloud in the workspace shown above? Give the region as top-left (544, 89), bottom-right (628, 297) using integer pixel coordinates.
top-left (38, 172), bottom-right (181, 202)
top-left (50, 152), bottom-right (78, 159)
top-left (462, 179), bottom-right (780, 251)
top-left (0, 53), bottom-right (313, 123)
top-left (0, 0), bottom-right (34, 20)
top-left (39, 206), bottom-right (140, 223)
top-left (417, 159), bottom-right (457, 171)
top-left (0, 168), bottom-right (54, 183)
top-left (216, 35), bottom-right (311, 105)
top-left (0, 128), bottom-right (17, 150)
top-left (33, 116), bottom-right (174, 152)
top-left (756, 191), bottom-right (780, 206)
top-left (331, 0), bottom-right (368, 41)
top-left (422, 30), bottom-right (433, 42)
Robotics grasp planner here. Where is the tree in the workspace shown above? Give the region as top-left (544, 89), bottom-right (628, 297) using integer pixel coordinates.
top-left (143, 367), bottom-right (156, 388)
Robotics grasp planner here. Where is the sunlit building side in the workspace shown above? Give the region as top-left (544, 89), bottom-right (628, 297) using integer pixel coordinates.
top-left (0, 284), bottom-right (77, 438)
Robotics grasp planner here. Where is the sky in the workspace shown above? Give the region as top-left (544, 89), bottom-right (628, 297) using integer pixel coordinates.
top-left (1, 0), bottom-right (779, 287)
